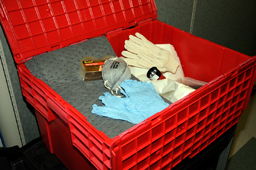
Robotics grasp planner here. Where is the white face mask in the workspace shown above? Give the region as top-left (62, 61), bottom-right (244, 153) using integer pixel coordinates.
top-left (102, 58), bottom-right (131, 96)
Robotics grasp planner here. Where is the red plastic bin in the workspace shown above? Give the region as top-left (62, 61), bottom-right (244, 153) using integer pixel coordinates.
top-left (1, 0), bottom-right (256, 170)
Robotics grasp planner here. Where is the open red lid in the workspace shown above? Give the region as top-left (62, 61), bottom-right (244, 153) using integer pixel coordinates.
top-left (0, 0), bottom-right (157, 64)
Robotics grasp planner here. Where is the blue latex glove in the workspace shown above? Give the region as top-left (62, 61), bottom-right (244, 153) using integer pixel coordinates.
top-left (92, 80), bottom-right (169, 124)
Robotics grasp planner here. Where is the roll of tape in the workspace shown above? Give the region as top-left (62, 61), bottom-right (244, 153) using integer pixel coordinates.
top-left (79, 56), bottom-right (98, 80)
top-left (79, 55), bottom-right (115, 81)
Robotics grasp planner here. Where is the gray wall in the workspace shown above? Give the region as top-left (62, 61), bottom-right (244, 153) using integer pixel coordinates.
top-left (0, 0), bottom-right (255, 146)
top-left (156, 0), bottom-right (256, 56)
top-left (0, 25), bottom-right (40, 145)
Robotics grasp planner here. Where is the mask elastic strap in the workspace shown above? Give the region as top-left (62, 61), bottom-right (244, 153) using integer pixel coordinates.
top-left (104, 80), bottom-right (111, 90)
top-left (104, 80), bottom-right (122, 97)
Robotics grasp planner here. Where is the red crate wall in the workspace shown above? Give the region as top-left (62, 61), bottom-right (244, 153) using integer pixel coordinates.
top-left (35, 110), bottom-right (97, 170)
top-left (107, 69), bottom-right (254, 170)
top-left (106, 20), bottom-right (256, 170)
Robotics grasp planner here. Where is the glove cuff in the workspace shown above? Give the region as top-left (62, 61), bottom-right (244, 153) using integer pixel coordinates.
top-left (162, 50), bottom-right (180, 73)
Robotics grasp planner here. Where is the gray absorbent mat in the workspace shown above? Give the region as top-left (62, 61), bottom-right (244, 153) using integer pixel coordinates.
top-left (25, 36), bottom-right (170, 138)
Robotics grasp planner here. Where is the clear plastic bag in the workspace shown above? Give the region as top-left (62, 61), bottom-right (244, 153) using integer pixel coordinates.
top-left (182, 77), bottom-right (207, 89)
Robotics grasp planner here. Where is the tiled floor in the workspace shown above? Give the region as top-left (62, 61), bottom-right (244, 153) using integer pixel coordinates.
top-left (229, 92), bottom-right (256, 158)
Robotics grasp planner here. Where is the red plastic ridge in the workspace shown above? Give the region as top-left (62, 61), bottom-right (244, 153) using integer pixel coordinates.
top-left (0, 0), bottom-right (157, 64)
